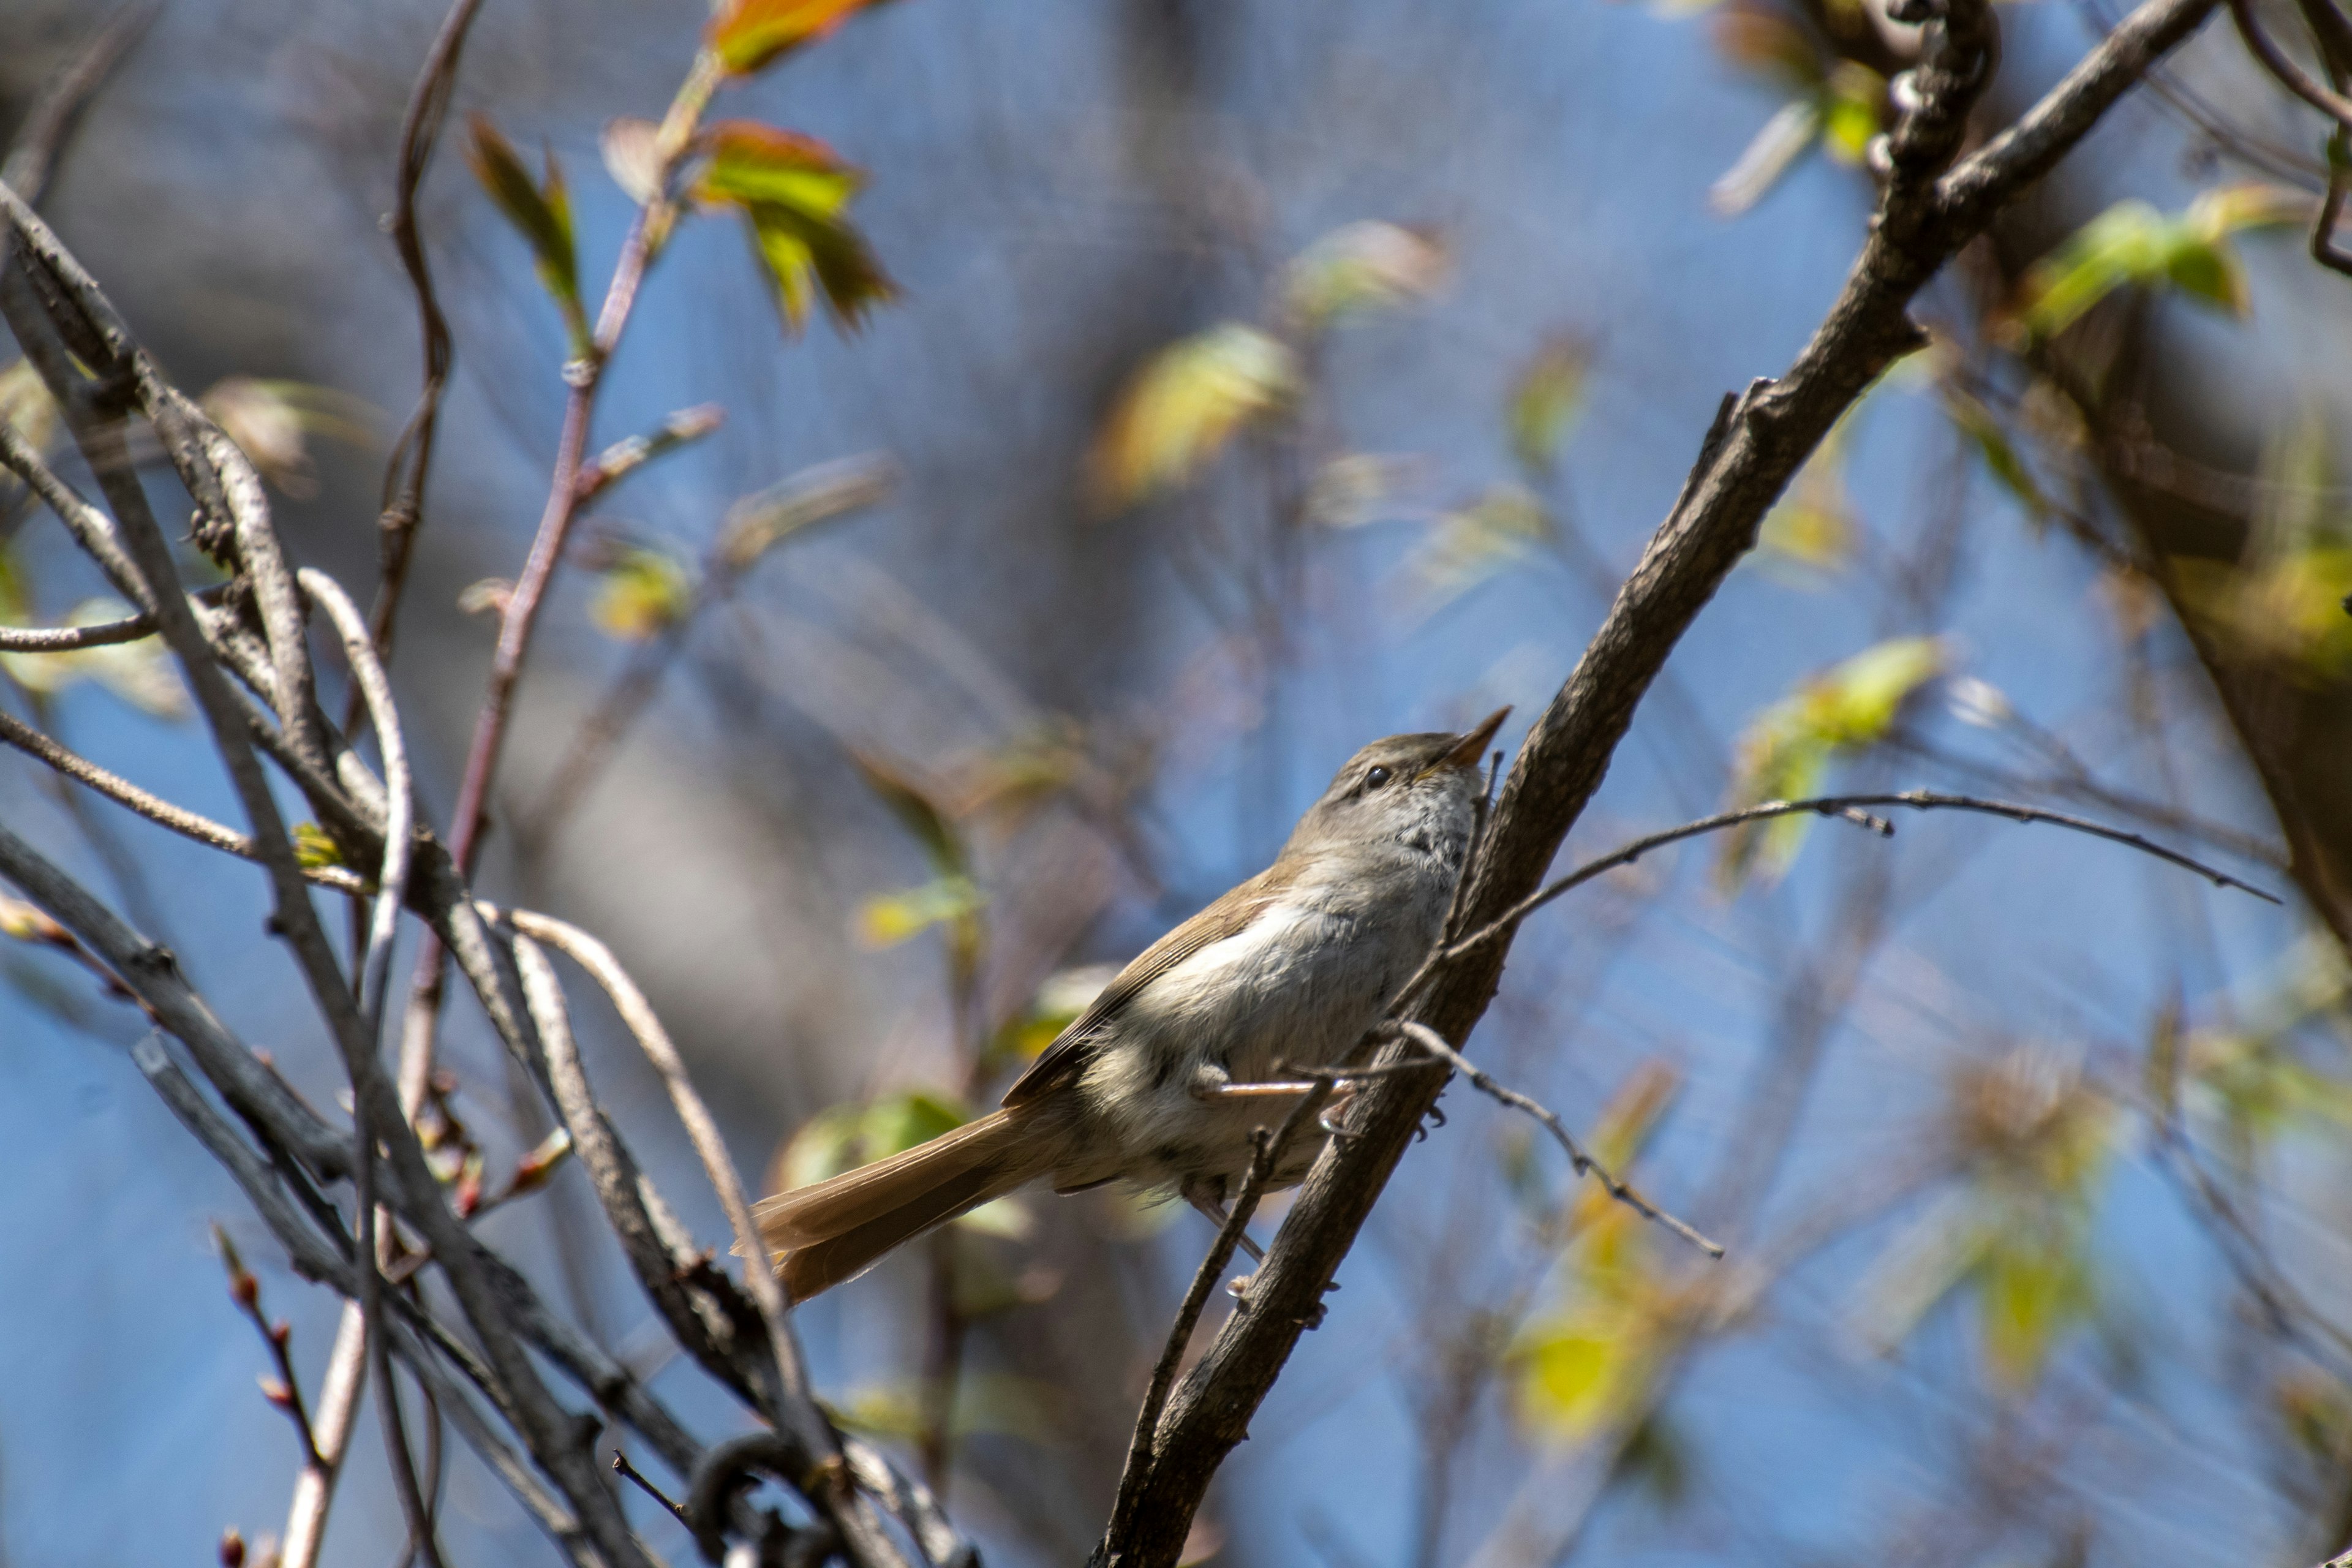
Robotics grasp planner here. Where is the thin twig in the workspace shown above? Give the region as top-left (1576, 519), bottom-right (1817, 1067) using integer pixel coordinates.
top-left (504, 909), bottom-right (915, 1568)
top-left (214, 1221), bottom-right (325, 1464)
top-left (614, 1450), bottom-right (693, 1526)
top-left (1392, 788), bottom-right (2274, 1020)
top-left (297, 568), bottom-right (441, 1568)
top-left (1107, 1088), bottom-right (1333, 1547)
top-left (365, 0), bottom-right (488, 677)
top-left (1387, 1021), bottom-right (1723, 1258)
top-left (0, 2), bottom-right (159, 203)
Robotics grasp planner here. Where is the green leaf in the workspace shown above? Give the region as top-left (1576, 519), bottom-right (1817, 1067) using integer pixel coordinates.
top-left (1091, 323), bottom-right (1298, 510)
top-left (716, 455), bottom-right (895, 571)
top-left (982, 963), bottom-right (1117, 1075)
top-left (2021, 186), bottom-right (2302, 338)
top-left (1757, 412), bottom-right (1857, 578)
top-left (856, 875), bottom-right (985, 948)
top-left (465, 117), bottom-right (585, 347)
top-left (778, 1088), bottom-right (972, 1193)
top-left (1280, 221), bottom-right (1448, 334)
top-left (587, 546), bottom-right (694, 642)
top-left (292, 823), bottom-right (345, 870)
top-left (1507, 338), bottom-right (1590, 476)
top-left (1975, 1226), bottom-right (2096, 1392)
top-left (696, 122), bottom-right (894, 335)
top-left (705, 0), bottom-right (888, 76)
top-left (1720, 636), bottom-right (1945, 884)
top-left (1817, 63), bottom-right (1885, 167)
top-left (1942, 388), bottom-right (2052, 522)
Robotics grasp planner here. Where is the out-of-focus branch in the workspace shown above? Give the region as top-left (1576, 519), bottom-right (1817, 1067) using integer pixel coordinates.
top-left (1090, 0), bottom-right (2224, 1557)
top-left (508, 909), bottom-right (929, 1568)
top-left (0, 2), bottom-right (158, 204)
top-left (366, 0), bottom-right (487, 671)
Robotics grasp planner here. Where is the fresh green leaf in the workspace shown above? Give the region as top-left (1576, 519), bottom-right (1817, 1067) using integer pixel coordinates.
top-left (1758, 411), bottom-right (1857, 577)
top-left (1818, 62), bottom-right (1885, 167)
top-left (695, 121), bottom-right (894, 334)
top-left (1720, 636), bottom-right (1944, 884)
top-left (465, 116), bottom-right (585, 345)
top-left (1942, 388), bottom-right (2052, 522)
top-left (2021, 185), bottom-right (2303, 338)
top-left (1091, 323), bottom-right (1298, 510)
top-left (778, 1088), bottom-right (972, 1193)
top-left (706, 0), bottom-right (887, 76)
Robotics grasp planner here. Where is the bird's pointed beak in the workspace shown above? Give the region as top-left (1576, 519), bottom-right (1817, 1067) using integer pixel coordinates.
top-left (1437, 707), bottom-right (1510, 774)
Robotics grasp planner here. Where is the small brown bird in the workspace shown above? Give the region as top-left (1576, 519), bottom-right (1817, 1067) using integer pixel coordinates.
top-left (755, 709), bottom-right (1509, 1302)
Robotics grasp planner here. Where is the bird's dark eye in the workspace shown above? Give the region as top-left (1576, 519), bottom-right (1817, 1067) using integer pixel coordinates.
top-left (1363, 766), bottom-right (1393, 791)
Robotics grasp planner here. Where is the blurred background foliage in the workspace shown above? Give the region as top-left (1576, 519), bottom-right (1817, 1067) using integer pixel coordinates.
top-left (2, 0), bottom-right (2351, 1564)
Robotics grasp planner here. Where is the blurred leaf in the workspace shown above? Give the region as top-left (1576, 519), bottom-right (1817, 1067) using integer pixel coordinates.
top-left (780, 1088), bottom-right (973, 1193)
top-left (1719, 635), bottom-right (1945, 886)
top-left (1507, 338), bottom-right (1591, 476)
top-left (600, 116), bottom-right (664, 205)
top-left (1091, 323), bottom-right (1299, 510)
top-left (837, 1373), bottom-right (1055, 1442)
top-left (856, 875), bottom-right (986, 948)
top-left (717, 454), bottom-right (896, 572)
top-left (1408, 483), bottom-right (1553, 609)
top-left (849, 750), bottom-right (965, 874)
top-left (0, 596), bottom-right (189, 719)
top-left (456, 578), bottom-right (513, 618)
top-left (198, 377), bottom-right (374, 499)
top-left (1977, 1225), bottom-right (2096, 1391)
top-left (587, 546), bottom-right (695, 642)
top-left (2171, 405), bottom-right (2352, 679)
top-left (2020, 186), bottom-right (2302, 339)
top-left (1305, 453), bottom-right (1425, 528)
top-left (0, 358), bottom-right (58, 461)
top-left (695, 121), bottom-right (894, 334)
top-left (1709, 99), bottom-right (1820, 217)
top-left (291, 823), bottom-right (344, 870)
top-left (0, 894), bottom-right (72, 948)
top-left (1942, 387), bottom-right (2052, 523)
top-left (982, 963), bottom-right (1117, 1075)
top-left (465, 117), bottom-right (585, 344)
top-left (1610, 1412), bottom-right (1691, 1507)
top-left (1757, 412), bottom-right (1856, 577)
top-left (1280, 221), bottom-right (1449, 333)
top-left (1818, 62), bottom-right (1885, 166)
top-left (706, 0), bottom-right (888, 76)
top-left (1710, 0), bottom-right (1825, 90)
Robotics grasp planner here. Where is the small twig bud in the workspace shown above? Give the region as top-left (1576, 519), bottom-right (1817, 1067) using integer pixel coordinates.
top-left (219, 1528), bottom-right (246, 1568)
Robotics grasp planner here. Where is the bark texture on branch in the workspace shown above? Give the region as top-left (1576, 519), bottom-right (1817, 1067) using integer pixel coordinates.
top-left (1093, 0), bottom-right (2222, 1558)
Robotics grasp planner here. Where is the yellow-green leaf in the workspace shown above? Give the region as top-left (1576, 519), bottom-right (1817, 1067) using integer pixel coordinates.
top-left (1942, 388), bottom-right (2051, 522)
top-left (696, 122), bottom-right (893, 334)
top-left (1818, 62), bottom-right (1885, 167)
top-left (1280, 221), bottom-right (1447, 333)
top-left (982, 963), bottom-right (1117, 1075)
top-left (292, 823), bottom-right (344, 870)
top-left (855, 875), bottom-right (985, 948)
top-left (587, 546), bottom-right (694, 642)
top-left (1720, 636), bottom-right (1945, 884)
top-left (1975, 1227), bottom-right (2095, 1392)
top-left (2021, 186), bottom-right (2301, 339)
top-left (1091, 323), bottom-right (1298, 510)
top-left (1507, 339), bottom-right (1590, 476)
top-left (1758, 413), bottom-right (1856, 578)
top-left (778, 1088), bottom-right (971, 1193)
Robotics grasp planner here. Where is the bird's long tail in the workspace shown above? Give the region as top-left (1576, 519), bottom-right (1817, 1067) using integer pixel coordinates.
top-left (753, 1107), bottom-right (1058, 1303)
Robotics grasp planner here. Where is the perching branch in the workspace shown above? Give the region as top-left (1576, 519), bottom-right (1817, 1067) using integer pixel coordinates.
top-left (1090, 0), bottom-right (2225, 1558)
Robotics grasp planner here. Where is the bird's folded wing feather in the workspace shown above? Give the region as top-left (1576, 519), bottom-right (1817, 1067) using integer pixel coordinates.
top-left (1000, 867), bottom-right (1281, 1107)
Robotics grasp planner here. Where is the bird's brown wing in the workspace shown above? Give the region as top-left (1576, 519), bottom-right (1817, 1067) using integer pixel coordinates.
top-left (1000, 867), bottom-right (1282, 1108)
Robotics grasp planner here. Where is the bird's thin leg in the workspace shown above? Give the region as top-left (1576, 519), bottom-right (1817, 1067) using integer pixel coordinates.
top-left (1180, 1177), bottom-right (1267, 1263)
